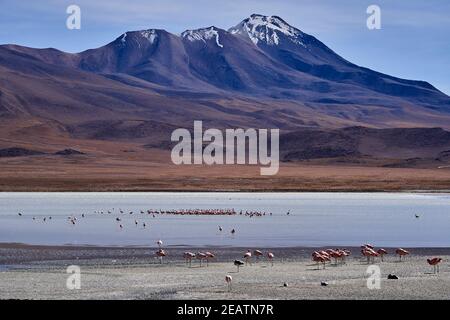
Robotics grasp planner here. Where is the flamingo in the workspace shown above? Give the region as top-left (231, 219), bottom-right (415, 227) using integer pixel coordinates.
top-left (377, 248), bottom-right (388, 262)
top-left (156, 249), bottom-right (166, 264)
top-left (196, 252), bottom-right (207, 267)
top-left (427, 258), bottom-right (442, 274)
top-left (225, 275), bottom-right (232, 292)
top-left (342, 249), bottom-right (351, 262)
top-left (244, 250), bottom-right (252, 265)
top-left (327, 249), bottom-right (346, 265)
top-left (395, 248), bottom-right (410, 261)
top-left (205, 252), bottom-right (215, 266)
top-left (253, 250), bottom-right (263, 262)
top-left (183, 252), bottom-right (196, 267)
top-left (267, 252), bottom-right (275, 267)
top-left (312, 252), bottom-right (328, 270)
top-left (234, 260), bottom-right (244, 272)
top-left (361, 247), bottom-right (378, 264)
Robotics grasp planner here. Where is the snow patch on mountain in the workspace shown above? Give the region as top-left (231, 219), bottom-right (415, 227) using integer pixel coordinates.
top-left (121, 33), bottom-right (127, 44)
top-left (140, 29), bottom-right (158, 44)
top-left (230, 14), bottom-right (305, 47)
top-left (182, 27), bottom-right (224, 48)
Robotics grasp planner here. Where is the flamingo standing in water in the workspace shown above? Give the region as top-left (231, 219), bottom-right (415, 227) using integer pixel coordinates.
top-left (253, 250), bottom-right (263, 262)
top-left (427, 258), bottom-right (443, 274)
top-left (267, 252), bottom-right (275, 267)
top-left (396, 248), bottom-right (410, 261)
top-left (225, 275), bottom-right (232, 292)
top-left (244, 250), bottom-right (252, 265)
top-left (156, 249), bottom-right (166, 264)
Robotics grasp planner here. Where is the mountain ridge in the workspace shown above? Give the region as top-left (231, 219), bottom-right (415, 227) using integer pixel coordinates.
top-left (1, 14), bottom-right (450, 134)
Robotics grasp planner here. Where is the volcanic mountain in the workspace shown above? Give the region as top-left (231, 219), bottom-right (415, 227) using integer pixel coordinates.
top-left (1, 14), bottom-right (450, 158)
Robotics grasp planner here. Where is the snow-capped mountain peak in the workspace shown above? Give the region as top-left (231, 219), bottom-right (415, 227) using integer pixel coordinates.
top-left (229, 14), bottom-right (305, 46)
top-left (119, 29), bottom-right (159, 46)
top-left (181, 26), bottom-right (224, 48)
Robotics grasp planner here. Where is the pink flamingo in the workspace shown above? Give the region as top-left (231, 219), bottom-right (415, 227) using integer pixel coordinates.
top-left (253, 250), bottom-right (263, 262)
top-left (395, 248), bottom-right (410, 261)
top-left (267, 252), bottom-right (275, 266)
top-left (312, 252), bottom-right (329, 270)
top-left (196, 252), bottom-right (207, 267)
top-left (377, 248), bottom-right (388, 262)
top-left (427, 258), bottom-right (442, 273)
top-left (183, 252), bottom-right (195, 267)
top-left (327, 249), bottom-right (346, 265)
top-left (361, 247), bottom-right (378, 264)
top-left (205, 252), bottom-right (215, 266)
top-left (244, 250), bottom-right (252, 265)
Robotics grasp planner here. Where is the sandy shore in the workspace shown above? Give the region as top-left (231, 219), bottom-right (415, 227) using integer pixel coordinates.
top-left (1, 244), bottom-right (449, 300)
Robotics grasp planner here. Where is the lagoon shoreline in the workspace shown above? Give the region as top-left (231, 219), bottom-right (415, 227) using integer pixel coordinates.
top-left (1, 244), bottom-right (449, 300)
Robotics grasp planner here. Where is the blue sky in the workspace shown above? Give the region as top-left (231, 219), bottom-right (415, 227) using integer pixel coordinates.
top-left (1, 0), bottom-right (449, 95)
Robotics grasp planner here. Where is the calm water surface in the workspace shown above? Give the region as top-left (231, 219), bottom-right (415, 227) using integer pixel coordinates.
top-left (0, 192), bottom-right (449, 248)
